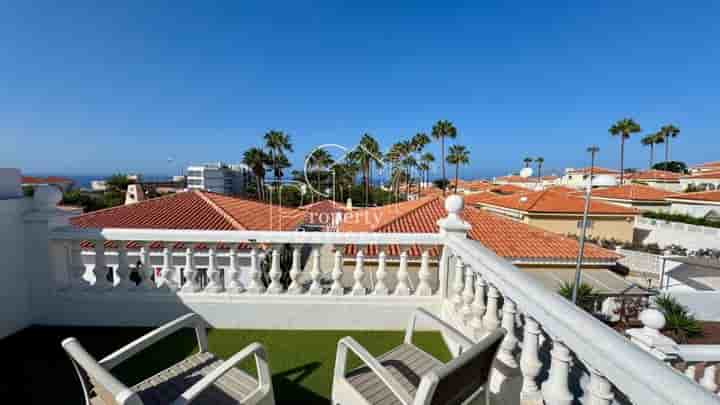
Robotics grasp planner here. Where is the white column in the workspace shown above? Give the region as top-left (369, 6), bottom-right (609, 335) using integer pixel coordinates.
top-left (351, 249), bottom-right (366, 296)
top-left (394, 249), bottom-right (411, 296)
top-left (226, 246), bottom-right (245, 294)
top-left (470, 273), bottom-right (486, 333)
top-left (701, 365), bottom-right (718, 393)
top-left (482, 283), bottom-right (501, 331)
top-left (246, 246), bottom-right (265, 294)
top-left (70, 241), bottom-right (87, 290)
top-left (373, 250), bottom-right (389, 295)
top-left (542, 339), bottom-right (574, 405)
top-left (287, 245), bottom-right (303, 294)
top-left (329, 249), bottom-right (344, 296)
top-left (307, 246), bottom-right (323, 295)
top-left (139, 245), bottom-right (155, 290)
top-left (415, 249), bottom-right (433, 296)
top-left (588, 368), bottom-right (614, 405)
top-left (204, 245), bottom-right (225, 293)
top-left (452, 257), bottom-right (465, 312)
top-left (92, 241), bottom-right (111, 290)
top-left (520, 316), bottom-right (542, 402)
top-left (159, 246), bottom-right (178, 292)
top-left (115, 243), bottom-right (133, 290)
top-left (685, 364), bottom-right (697, 381)
top-left (498, 297), bottom-right (519, 367)
top-left (181, 247), bottom-right (200, 293)
top-left (461, 267), bottom-right (475, 323)
top-left (266, 247), bottom-right (284, 294)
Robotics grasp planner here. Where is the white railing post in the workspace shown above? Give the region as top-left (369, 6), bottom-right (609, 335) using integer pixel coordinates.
top-left (115, 243), bottom-right (133, 290)
top-left (394, 249), bottom-right (411, 296)
top-left (93, 241), bottom-right (111, 290)
top-left (452, 257), bottom-right (465, 312)
top-left (181, 247), bottom-right (200, 293)
top-left (588, 368), bottom-right (615, 405)
top-left (520, 316), bottom-right (542, 402)
top-left (139, 244), bottom-right (154, 290)
top-left (266, 246), bottom-right (284, 294)
top-left (542, 339), bottom-right (574, 405)
top-left (701, 365), bottom-right (718, 393)
top-left (329, 249), bottom-right (344, 296)
top-left (373, 250), bottom-right (389, 295)
top-left (351, 249), bottom-right (366, 296)
top-left (470, 272), bottom-right (486, 334)
top-left (461, 266), bottom-right (475, 323)
top-left (204, 245), bottom-right (225, 293)
top-left (498, 296), bottom-right (519, 367)
top-left (226, 246), bottom-right (245, 294)
top-left (415, 249), bottom-right (433, 296)
top-left (70, 241), bottom-right (87, 290)
top-left (160, 246), bottom-right (178, 292)
top-left (686, 364), bottom-right (697, 381)
top-left (307, 246), bottom-right (323, 295)
top-left (287, 245), bottom-right (303, 294)
top-left (246, 246), bottom-right (265, 294)
top-left (482, 283), bottom-right (501, 331)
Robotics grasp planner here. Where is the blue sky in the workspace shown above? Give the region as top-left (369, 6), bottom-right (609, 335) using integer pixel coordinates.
top-left (2, 1), bottom-right (719, 178)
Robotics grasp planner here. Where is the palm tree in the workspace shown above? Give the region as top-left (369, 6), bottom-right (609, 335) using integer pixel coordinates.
top-left (641, 133), bottom-right (660, 169)
top-left (264, 130), bottom-right (293, 183)
top-left (447, 145), bottom-right (470, 194)
top-left (609, 118), bottom-right (641, 184)
top-left (523, 157), bottom-right (533, 168)
top-left (535, 157), bottom-right (545, 182)
top-left (242, 147), bottom-right (270, 201)
top-left (431, 120), bottom-right (458, 195)
top-left (351, 134), bottom-right (382, 207)
top-left (419, 152), bottom-right (435, 189)
top-left (659, 124), bottom-right (680, 170)
top-left (410, 132), bottom-right (431, 195)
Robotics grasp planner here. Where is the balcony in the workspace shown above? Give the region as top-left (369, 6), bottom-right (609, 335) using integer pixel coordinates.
top-left (2, 180), bottom-right (719, 404)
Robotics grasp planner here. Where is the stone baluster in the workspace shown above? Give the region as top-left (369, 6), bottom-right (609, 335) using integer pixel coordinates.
top-left (92, 241), bottom-right (112, 290)
top-left (226, 246), bottom-right (245, 294)
top-left (203, 245), bottom-right (225, 293)
top-left (470, 273), bottom-right (486, 334)
top-left (138, 244), bottom-right (155, 290)
top-left (329, 249), bottom-right (344, 296)
top-left (70, 241), bottom-right (87, 290)
top-left (181, 247), bottom-right (200, 293)
top-left (415, 249), bottom-right (433, 296)
top-left (373, 250), bottom-right (389, 295)
top-left (482, 283), bottom-right (501, 331)
top-left (542, 339), bottom-right (574, 405)
top-left (287, 245), bottom-right (303, 294)
top-left (308, 246), bottom-right (323, 295)
top-left (701, 365), bottom-right (718, 393)
top-left (159, 246), bottom-right (178, 292)
top-left (685, 364), bottom-right (697, 381)
top-left (461, 268), bottom-right (475, 323)
top-left (351, 249), bottom-right (366, 296)
top-left (520, 316), bottom-right (543, 402)
top-left (266, 247), bottom-right (284, 294)
top-left (115, 243), bottom-right (133, 290)
top-left (498, 297), bottom-right (519, 367)
top-left (394, 249), bottom-right (411, 296)
top-left (246, 246), bottom-right (265, 294)
top-left (452, 257), bottom-right (465, 312)
top-left (588, 368), bottom-right (615, 405)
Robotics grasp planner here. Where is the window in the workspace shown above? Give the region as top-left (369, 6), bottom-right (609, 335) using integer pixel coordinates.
top-left (187, 179), bottom-right (203, 186)
top-left (186, 170), bottom-right (202, 178)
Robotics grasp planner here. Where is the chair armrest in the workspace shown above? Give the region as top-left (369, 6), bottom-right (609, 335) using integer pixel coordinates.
top-left (100, 313), bottom-right (208, 370)
top-left (334, 337), bottom-right (414, 405)
top-left (404, 308), bottom-right (475, 351)
top-left (171, 343), bottom-right (271, 405)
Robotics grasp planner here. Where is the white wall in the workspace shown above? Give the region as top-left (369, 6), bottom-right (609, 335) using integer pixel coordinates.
top-left (671, 202), bottom-right (720, 218)
top-left (668, 291), bottom-right (720, 321)
top-left (635, 217), bottom-right (719, 250)
top-left (0, 169), bottom-right (31, 339)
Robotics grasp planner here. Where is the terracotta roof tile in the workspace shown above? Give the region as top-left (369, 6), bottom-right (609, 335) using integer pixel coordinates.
top-left (22, 175), bottom-right (74, 184)
top-left (691, 161), bottom-right (720, 169)
top-left (590, 184), bottom-right (679, 202)
top-left (625, 170), bottom-right (681, 181)
top-left (474, 189), bottom-right (638, 215)
top-left (682, 170), bottom-right (720, 180)
top-left (667, 190), bottom-right (720, 203)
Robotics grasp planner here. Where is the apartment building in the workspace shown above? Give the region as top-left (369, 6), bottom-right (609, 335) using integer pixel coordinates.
top-left (185, 162), bottom-right (251, 195)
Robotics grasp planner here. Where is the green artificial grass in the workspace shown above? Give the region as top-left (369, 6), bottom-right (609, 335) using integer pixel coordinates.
top-left (0, 325), bottom-right (450, 404)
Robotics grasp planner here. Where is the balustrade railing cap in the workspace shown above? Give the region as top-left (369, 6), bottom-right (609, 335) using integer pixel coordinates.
top-left (437, 195), bottom-right (471, 235)
top-left (627, 308), bottom-right (680, 361)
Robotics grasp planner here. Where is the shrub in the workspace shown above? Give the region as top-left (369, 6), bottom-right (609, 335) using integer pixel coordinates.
top-left (643, 211), bottom-right (720, 229)
top-left (557, 281), bottom-right (596, 313)
top-left (654, 294), bottom-right (703, 343)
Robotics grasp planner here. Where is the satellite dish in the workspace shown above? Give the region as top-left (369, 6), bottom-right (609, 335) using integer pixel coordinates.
top-left (519, 167), bottom-right (533, 178)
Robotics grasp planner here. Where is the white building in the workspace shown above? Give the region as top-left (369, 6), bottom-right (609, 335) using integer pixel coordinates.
top-left (666, 190), bottom-right (720, 220)
top-left (560, 167), bottom-right (619, 189)
top-left (185, 162), bottom-right (251, 195)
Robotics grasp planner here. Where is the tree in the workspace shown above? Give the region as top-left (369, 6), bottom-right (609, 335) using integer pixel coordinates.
top-left (410, 133), bottom-right (431, 195)
top-left (523, 157), bottom-right (533, 168)
top-left (446, 145), bottom-right (470, 194)
top-left (652, 161), bottom-right (687, 174)
top-left (305, 149), bottom-right (335, 203)
top-left (609, 118), bottom-right (641, 184)
top-left (535, 157), bottom-right (545, 182)
top-left (264, 130), bottom-right (293, 190)
top-left (419, 152), bottom-right (435, 189)
top-left (558, 282), bottom-right (595, 313)
top-left (242, 147), bottom-right (270, 201)
top-left (350, 133), bottom-right (382, 207)
top-left (641, 133), bottom-right (659, 169)
top-left (431, 120), bottom-right (457, 195)
top-left (106, 173), bottom-right (133, 191)
top-left (658, 124), bottom-right (680, 171)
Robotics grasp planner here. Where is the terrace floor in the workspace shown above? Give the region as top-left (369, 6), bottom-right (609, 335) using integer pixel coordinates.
top-left (0, 325), bottom-right (450, 404)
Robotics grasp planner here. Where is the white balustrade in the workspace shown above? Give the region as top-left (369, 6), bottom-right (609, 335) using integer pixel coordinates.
top-left (686, 364), bottom-right (698, 381)
top-left (588, 368), bottom-right (614, 405)
top-left (351, 249), bottom-right (366, 296)
top-left (160, 246), bottom-right (178, 292)
top-left (115, 243), bottom-right (133, 290)
top-left (482, 283), bottom-right (500, 331)
top-left (394, 249), bottom-right (411, 296)
top-left (70, 240), bottom-right (87, 290)
top-left (204, 245), bottom-right (224, 293)
top-left (307, 246), bottom-right (323, 295)
top-left (246, 247), bottom-right (265, 294)
top-left (469, 273), bottom-right (486, 334)
top-left (520, 316), bottom-right (542, 402)
top-left (373, 250), bottom-right (389, 295)
top-left (700, 365), bottom-right (718, 393)
top-left (498, 296), bottom-right (518, 368)
top-left (93, 241), bottom-right (111, 290)
top-left (452, 257), bottom-right (465, 312)
top-left (460, 267), bottom-right (474, 322)
top-left (138, 245), bottom-right (154, 290)
top-left (181, 247), bottom-right (200, 293)
top-left (415, 249), bottom-right (433, 296)
top-left (226, 246), bottom-right (245, 294)
top-left (542, 339), bottom-right (574, 405)
top-left (329, 249), bottom-right (344, 296)
top-left (266, 247), bottom-right (284, 294)
top-left (287, 245), bottom-right (303, 294)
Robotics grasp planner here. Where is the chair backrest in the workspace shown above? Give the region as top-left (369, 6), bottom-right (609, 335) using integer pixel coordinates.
top-left (62, 337), bottom-right (139, 405)
top-left (425, 329), bottom-right (506, 405)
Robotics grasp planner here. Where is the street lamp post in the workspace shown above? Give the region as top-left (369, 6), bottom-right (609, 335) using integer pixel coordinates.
top-left (572, 145), bottom-right (600, 304)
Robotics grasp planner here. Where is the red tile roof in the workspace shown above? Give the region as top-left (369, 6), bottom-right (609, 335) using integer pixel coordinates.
top-left (667, 190), bottom-right (720, 203)
top-left (496, 175), bottom-right (535, 183)
top-left (691, 161), bottom-right (720, 169)
top-left (682, 171), bottom-right (720, 180)
top-left (566, 167), bottom-right (619, 175)
top-left (341, 196), bottom-right (619, 263)
top-left (22, 176), bottom-right (73, 184)
top-left (70, 190), bottom-right (305, 231)
top-left (590, 184), bottom-right (679, 202)
top-left (625, 170), bottom-right (681, 181)
top-left (474, 189), bottom-right (638, 215)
